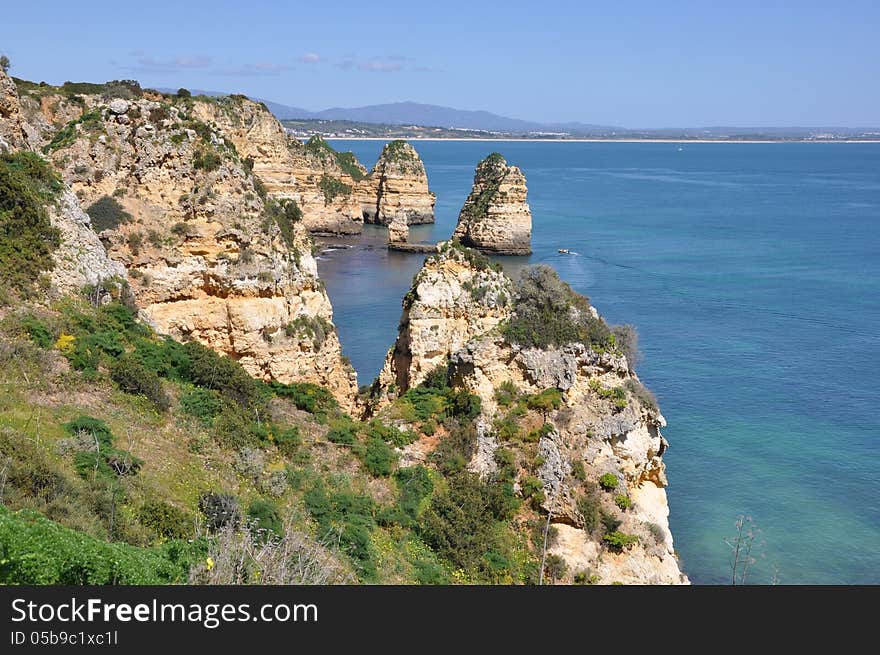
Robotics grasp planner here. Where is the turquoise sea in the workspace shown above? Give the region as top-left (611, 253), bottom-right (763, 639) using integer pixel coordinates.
top-left (318, 140), bottom-right (880, 584)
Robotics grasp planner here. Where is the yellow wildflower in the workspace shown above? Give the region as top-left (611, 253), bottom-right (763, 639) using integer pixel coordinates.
top-left (55, 333), bottom-right (76, 353)
top-left (206, 557), bottom-right (214, 571)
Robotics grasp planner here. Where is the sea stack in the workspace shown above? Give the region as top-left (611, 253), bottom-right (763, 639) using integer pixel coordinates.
top-left (361, 140), bottom-right (435, 225)
top-left (387, 212), bottom-right (410, 246)
top-left (453, 153), bottom-right (531, 255)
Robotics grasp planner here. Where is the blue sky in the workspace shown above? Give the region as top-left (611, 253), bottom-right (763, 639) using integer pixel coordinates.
top-left (1, 0), bottom-right (878, 126)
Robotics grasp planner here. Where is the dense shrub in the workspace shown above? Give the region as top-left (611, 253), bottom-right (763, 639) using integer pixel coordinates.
top-left (179, 387), bottom-right (224, 425)
top-left (247, 499), bottom-right (282, 539)
top-left (421, 472), bottom-right (508, 574)
top-left (318, 174), bottom-right (352, 204)
top-left (502, 265), bottom-right (613, 350)
top-left (193, 149), bottom-right (222, 172)
top-left (0, 152), bottom-right (62, 298)
top-left (395, 466), bottom-right (434, 523)
top-left (269, 381), bottom-right (338, 418)
top-left (363, 436), bottom-right (397, 477)
top-left (602, 531), bottom-right (639, 552)
top-left (86, 195), bottom-right (131, 232)
top-left (18, 315), bottom-right (54, 348)
top-left (198, 492), bottom-right (240, 532)
top-left (525, 388), bottom-right (563, 414)
top-left (325, 417), bottom-right (358, 445)
top-left (432, 420), bottom-right (478, 475)
top-left (274, 426), bottom-right (302, 458)
top-left (0, 506), bottom-right (199, 584)
top-left (64, 416), bottom-right (142, 479)
top-left (137, 500), bottom-right (192, 540)
top-left (183, 341), bottom-right (267, 412)
top-left (599, 473), bottom-right (619, 491)
top-left (131, 336), bottom-right (190, 380)
top-left (110, 355), bottom-right (171, 411)
top-left (544, 553), bottom-right (568, 581)
top-left (303, 480), bottom-right (377, 578)
top-left (615, 494), bottom-right (632, 510)
top-left (494, 380), bottom-right (519, 407)
top-left (263, 198), bottom-right (303, 248)
top-left (577, 487), bottom-right (601, 534)
top-left (363, 420), bottom-right (417, 447)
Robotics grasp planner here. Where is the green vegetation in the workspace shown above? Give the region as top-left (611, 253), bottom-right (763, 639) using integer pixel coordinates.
top-left (263, 197), bottom-right (302, 249)
top-left (193, 148), bottom-right (222, 172)
top-left (110, 355), bottom-right (171, 411)
top-left (383, 140), bottom-right (417, 161)
top-left (614, 494), bottom-right (632, 510)
top-left (502, 265), bottom-right (615, 350)
top-left (43, 111), bottom-right (104, 153)
top-left (589, 379), bottom-right (628, 411)
top-left (247, 499), bottom-right (282, 538)
top-left (525, 388), bottom-right (563, 414)
top-left (602, 531), bottom-right (639, 552)
top-left (86, 195), bottom-right (132, 232)
top-left (284, 315), bottom-right (334, 349)
top-left (304, 136), bottom-right (366, 181)
top-left (0, 152), bottom-right (62, 300)
top-left (318, 174), bottom-right (352, 204)
top-left (0, 506), bottom-right (201, 584)
top-left (438, 240), bottom-right (502, 272)
top-left (334, 151), bottom-right (366, 181)
top-left (599, 473), bottom-right (619, 491)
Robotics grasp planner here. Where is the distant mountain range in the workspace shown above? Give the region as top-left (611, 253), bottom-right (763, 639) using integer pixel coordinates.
top-left (156, 89), bottom-right (878, 137)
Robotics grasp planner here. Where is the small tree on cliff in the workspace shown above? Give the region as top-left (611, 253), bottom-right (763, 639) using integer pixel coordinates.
top-left (0, 55), bottom-right (10, 73)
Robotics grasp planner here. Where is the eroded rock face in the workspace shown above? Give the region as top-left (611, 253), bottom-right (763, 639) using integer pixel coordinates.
top-left (24, 91), bottom-right (356, 409)
top-left (453, 153), bottom-right (531, 255)
top-left (0, 69), bottom-right (27, 152)
top-left (376, 245), bottom-right (687, 584)
top-left (360, 140), bottom-right (434, 225)
top-left (375, 242), bottom-right (513, 397)
top-left (48, 190), bottom-right (127, 296)
top-left (387, 212), bottom-right (410, 245)
top-left (191, 100), bottom-right (363, 235)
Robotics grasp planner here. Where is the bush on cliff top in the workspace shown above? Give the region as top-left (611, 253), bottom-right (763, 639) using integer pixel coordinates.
top-left (0, 152), bottom-right (62, 300)
top-left (502, 265), bottom-right (614, 350)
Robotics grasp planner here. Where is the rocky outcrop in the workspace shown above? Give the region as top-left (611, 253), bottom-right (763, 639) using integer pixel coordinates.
top-left (191, 100), bottom-right (363, 235)
top-left (25, 89), bottom-right (356, 408)
top-left (375, 241), bottom-right (513, 397)
top-left (0, 69), bottom-right (125, 295)
top-left (48, 190), bottom-right (127, 296)
top-left (453, 153), bottom-right (531, 255)
top-left (360, 140), bottom-right (434, 225)
top-left (374, 244), bottom-right (686, 584)
top-left (0, 69), bottom-right (27, 152)
top-left (387, 212), bottom-right (410, 246)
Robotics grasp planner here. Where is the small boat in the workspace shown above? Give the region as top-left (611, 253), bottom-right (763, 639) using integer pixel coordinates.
top-left (558, 248), bottom-right (571, 254)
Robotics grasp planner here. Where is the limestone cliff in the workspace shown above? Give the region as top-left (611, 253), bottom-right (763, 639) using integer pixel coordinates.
top-left (359, 140), bottom-right (435, 225)
top-left (0, 70), bottom-right (27, 152)
top-left (375, 242), bottom-right (513, 396)
top-left (12, 83), bottom-right (356, 408)
top-left (453, 153), bottom-right (531, 255)
top-left (191, 101), bottom-right (363, 235)
top-left (374, 245), bottom-right (687, 584)
top-left (1, 69), bottom-right (126, 295)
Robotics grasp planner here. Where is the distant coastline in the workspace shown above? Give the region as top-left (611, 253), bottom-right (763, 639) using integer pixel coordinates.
top-left (319, 137), bottom-right (880, 144)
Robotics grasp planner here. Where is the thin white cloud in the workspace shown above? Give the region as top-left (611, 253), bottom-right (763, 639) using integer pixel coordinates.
top-left (299, 53), bottom-right (322, 64)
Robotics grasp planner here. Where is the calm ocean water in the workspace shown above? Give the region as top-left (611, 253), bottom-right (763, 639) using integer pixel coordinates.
top-left (319, 140), bottom-right (880, 584)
